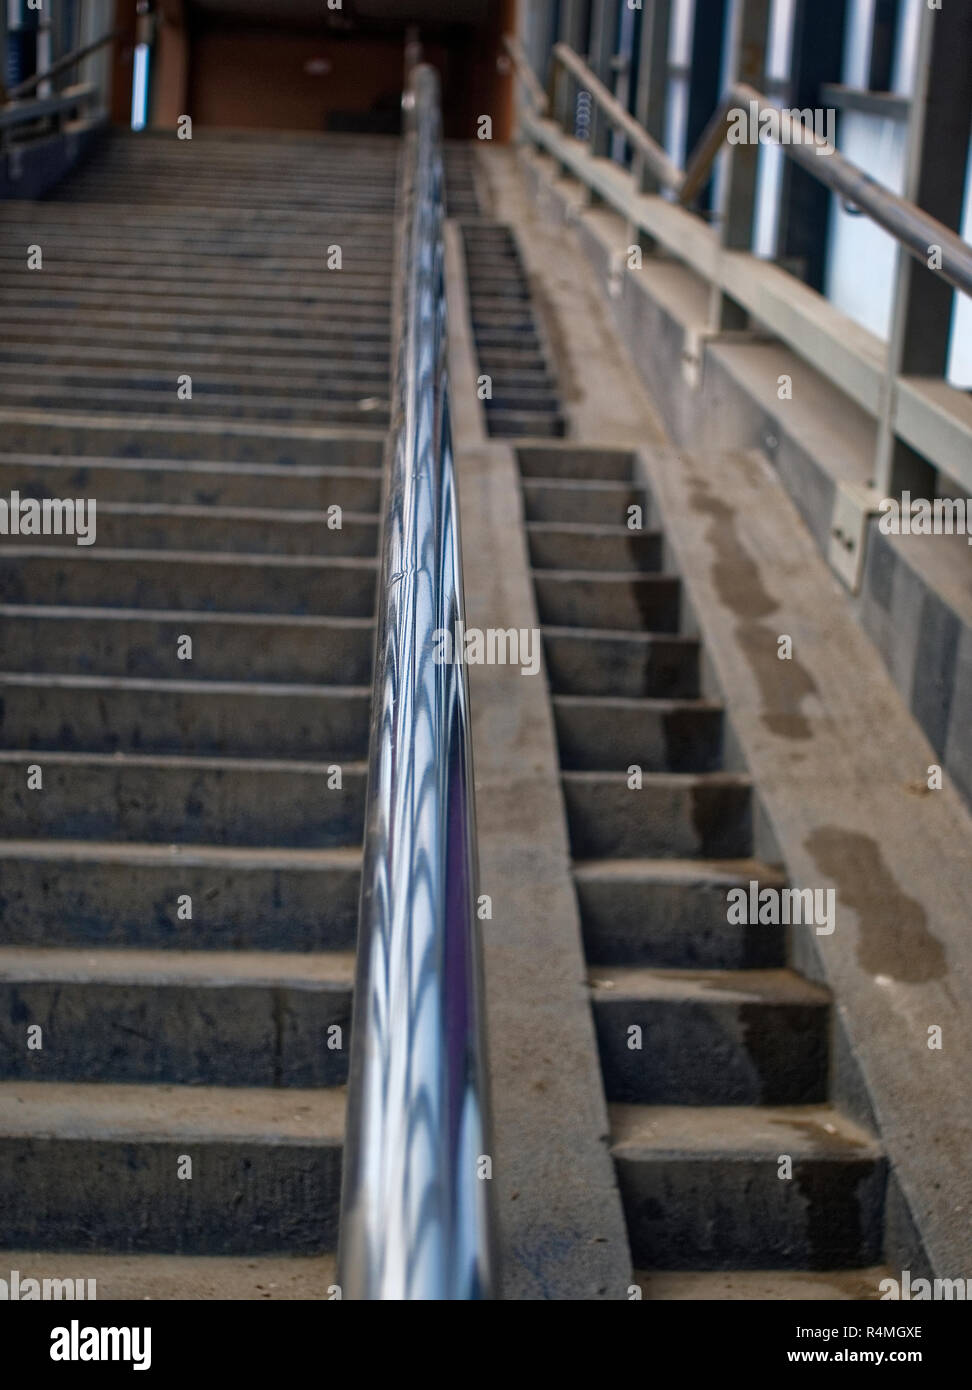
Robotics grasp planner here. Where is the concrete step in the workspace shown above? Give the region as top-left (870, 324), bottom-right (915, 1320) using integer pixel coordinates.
top-left (542, 627), bottom-right (701, 699)
top-left (562, 771), bottom-right (754, 859)
top-left (0, 674), bottom-right (371, 761)
top-left (5, 304), bottom-right (392, 341)
top-left (534, 571), bottom-right (681, 632)
top-left (486, 409), bottom-right (566, 439)
top-left (0, 343), bottom-right (391, 383)
top-left (522, 478), bottom-right (641, 525)
top-left (553, 695), bottom-right (723, 772)
top-left (0, 548), bottom-right (376, 617)
top-left (610, 1103), bottom-right (886, 1270)
top-left (518, 446), bottom-right (635, 481)
top-left (0, 1081), bottom-right (344, 1253)
top-left (0, 841), bottom-right (360, 951)
top-left (0, 607), bottom-right (374, 685)
top-left (0, 1250), bottom-right (340, 1299)
top-left (485, 386), bottom-right (561, 413)
top-left (589, 966), bottom-right (830, 1105)
top-left (12, 503), bottom-right (380, 557)
top-left (0, 319), bottom-right (393, 363)
top-left (0, 453), bottom-right (383, 509)
top-left (0, 364), bottom-right (388, 407)
top-left (0, 751), bottom-right (366, 847)
top-left (0, 420), bottom-right (386, 469)
top-left (0, 948), bottom-right (354, 1087)
top-left (635, 1267), bottom-right (892, 1300)
top-left (574, 857), bottom-right (787, 968)
top-left (0, 385), bottom-right (390, 428)
top-left (0, 286), bottom-right (392, 319)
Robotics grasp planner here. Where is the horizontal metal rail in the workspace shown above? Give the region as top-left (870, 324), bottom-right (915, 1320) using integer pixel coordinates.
top-left (338, 62), bottom-right (493, 1301)
top-left (4, 28), bottom-right (120, 103)
top-left (508, 40), bottom-right (972, 300)
top-left (0, 84), bottom-right (97, 133)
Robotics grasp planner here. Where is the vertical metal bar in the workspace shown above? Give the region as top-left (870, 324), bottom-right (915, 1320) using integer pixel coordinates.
top-left (873, 1), bottom-right (970, 496)
top-left (709, 0), bottom-right (772, 329)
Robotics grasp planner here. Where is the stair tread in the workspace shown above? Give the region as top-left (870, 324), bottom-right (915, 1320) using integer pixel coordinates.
top-left (543, 624), bottom-right (698, 644)
top-left (0, 1081), bottom-right (346, 1141)
top-left (554, 694), bottom-right (721, 713)
top-left (0, 839), bottom-right (361, 868)
top-left (610, 1103), bottom-right (882, 1158)
top-left (0, 603), bottom-right (374, 629)
top-left (0, 947), bottom-right (356, 987)
top-left (563, 769), bottom-right (752, 786)
top-left (0, 749), bottom-right (369, 772)
top-left (573, 856), bottom-right (785, 884)
top-left (0, 673), bottom-right (371, 699)
top-left (0, 545), bottom-right (378, 571)
top-left (589, 966), bottom-right (830, 1006)
top-left (0, 1251), bottom-right (338, 1299)
top-left (635, 1268), bottom-right (893, 1300)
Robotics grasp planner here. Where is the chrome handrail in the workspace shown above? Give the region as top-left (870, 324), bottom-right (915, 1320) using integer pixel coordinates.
top-left (338, 63), bottom-right (493, 1301)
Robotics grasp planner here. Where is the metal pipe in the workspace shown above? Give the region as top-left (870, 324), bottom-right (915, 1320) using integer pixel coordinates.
top-left (537, 43), bottom-right (972, 300)
top-left (5, 29), bottom-right (121, 103)
top-left (552, 41), bottom-right (684, 190)
top-left (338, 63), bottom-right (493, 1302)
top-left (503, 34), bottom-right (550, 115)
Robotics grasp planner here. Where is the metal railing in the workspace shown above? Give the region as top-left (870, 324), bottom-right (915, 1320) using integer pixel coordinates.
top-left (338, 63), bottom-right (493, 1301)
top-left (504, 36), bottom-right (972, 500)
top-left (511, 38), bottom-right (972, 299)
top-left (0, 28), bottom-right (117, 149)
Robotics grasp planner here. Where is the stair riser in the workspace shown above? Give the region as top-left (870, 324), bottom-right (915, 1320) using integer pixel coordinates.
top-left (535, 576), bottom-right (681, 633)
top-left (563, 779), bottom-right (753, 859)
top-left (0, 761), bottom-right (366, 847)
top-left (0, 425), bottom-right (384, 470)
top-left (0, 555), bottom-right (376, 618)
top-left (0, 981), bottom-right (351, 1087)
top-left (0, 1139), bottom-right (342, 1253)
top-left (523, 483), bottom-right (641, 525)
top-left (518, 448), bottom-right (635, 481)
top-left (9, 513), bottom-right (379, 557)
top-left (577, 878), bottom-right (786, 969)
top-left (0, 462), bottom-right (382, 511)
top-left (542, 633), bottom-right (700, 699)
top-left (593, 998), bottom-right (828, 1105)
top-left (487, 413), bottom-right (566, 440)
top-left (0, 685), bottom-right (370, 761)
top-left (555, 702), bottom-right (723, 773)
top-left (616, 1157), bottom-right (887, 1270)
top-left (0, 612), bottom-right (374, 686)
top-left (0, 389), bottom-right (390, 428)
top-left (0, 856), bottom-right (360, 951)
top-left (528, 528), bottom-right (662, 572)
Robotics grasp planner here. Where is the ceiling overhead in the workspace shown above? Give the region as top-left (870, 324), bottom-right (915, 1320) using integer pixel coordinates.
top-left (189, 0), bottom-right (491, 26)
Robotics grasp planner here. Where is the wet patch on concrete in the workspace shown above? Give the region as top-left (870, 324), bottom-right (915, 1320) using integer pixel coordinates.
top-left (805, 826), bottom-right (946, 983)
top-left (686, 468), bottom-right (820, 740)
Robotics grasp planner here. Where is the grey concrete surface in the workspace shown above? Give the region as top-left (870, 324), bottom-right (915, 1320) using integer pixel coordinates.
top-left (477, 138), bottom-right (972, 1277)
top-left (445, 225), bottom-right (633, 1299)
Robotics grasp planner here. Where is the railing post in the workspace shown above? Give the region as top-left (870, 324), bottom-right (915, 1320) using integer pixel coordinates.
top-left (709, 0), bottom-right (772, 331)
top-left (588, 0), bottom-right (618, 160)
top-left (873, 2), bottom-right (972, 499)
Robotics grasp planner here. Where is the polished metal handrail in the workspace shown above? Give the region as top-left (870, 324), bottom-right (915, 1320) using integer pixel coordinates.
top-left (338, 62), bottom-right (493, 1301)
top-left (506, 38), bottom-right (972, 299)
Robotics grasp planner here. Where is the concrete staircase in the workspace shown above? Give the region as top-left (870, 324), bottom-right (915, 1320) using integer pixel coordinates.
top-left (517, 443), bottom-right (891, 1298)
top-left (461, 223), bottom-right (566, 439)
top-left (0, 129), bottom-right (395, 1295)
top-left (0, 131), bottom-right (397, 428)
